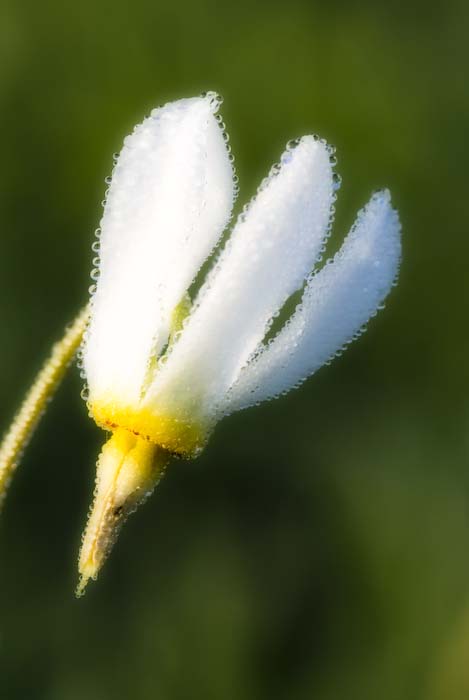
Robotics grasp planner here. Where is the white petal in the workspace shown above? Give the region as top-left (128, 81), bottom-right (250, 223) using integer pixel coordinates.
top-left (84, 93), bottom-right (235, 405)
top-left (223, 190), bottom-right (401, 413)
top-left (143, 136), bottom-right (335, 423)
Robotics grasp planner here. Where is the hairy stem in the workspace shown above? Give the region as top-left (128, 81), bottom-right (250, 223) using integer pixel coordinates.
top-left (0, 306), bottom-right (89, 508)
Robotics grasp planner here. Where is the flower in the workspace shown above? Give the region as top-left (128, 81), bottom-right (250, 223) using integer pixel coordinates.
top-left (76, 92), bottom-right (401, 594)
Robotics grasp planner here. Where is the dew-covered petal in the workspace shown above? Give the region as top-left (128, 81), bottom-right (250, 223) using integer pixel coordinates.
top-left (222, 190), bottom-right (401, 413)
top-left (143, 136), bottom-right (335, 423)
top-left (84, 93), bottom-right (235, 405)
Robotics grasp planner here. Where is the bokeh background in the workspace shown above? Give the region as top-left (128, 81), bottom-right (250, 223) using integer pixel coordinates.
top-left (1, 0), bottom-right (469, 698)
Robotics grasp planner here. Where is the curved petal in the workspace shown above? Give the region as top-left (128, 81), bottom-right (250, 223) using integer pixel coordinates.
top-left (84, 93), bottom-right (235, 406)
top-left (144, 136), bottom-right (335, 424)
top-left (222, 190), bottom-right (401, 413)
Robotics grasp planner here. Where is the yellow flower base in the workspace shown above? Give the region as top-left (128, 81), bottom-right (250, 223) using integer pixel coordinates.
top-left (89, 398), bottom-right (207, 457)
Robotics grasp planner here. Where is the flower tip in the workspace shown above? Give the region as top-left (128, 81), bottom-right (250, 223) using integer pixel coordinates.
top-left (75, 573), bottom-right (92, 599)
top-left (279, 133), bottom-right (334, 176)
top-left (371, 188), bottom-right (392, 205)
top-left (77, 430), bottom-right (169, 594)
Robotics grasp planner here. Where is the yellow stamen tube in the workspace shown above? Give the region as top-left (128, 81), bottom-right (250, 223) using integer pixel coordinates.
top-left (77, 428), bottom-right (169, 597)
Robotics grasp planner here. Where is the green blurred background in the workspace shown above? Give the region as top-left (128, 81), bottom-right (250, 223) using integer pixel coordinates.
top-left (1, 0), bottom-right (468, 697)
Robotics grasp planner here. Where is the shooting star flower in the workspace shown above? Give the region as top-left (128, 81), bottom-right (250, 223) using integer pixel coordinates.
top-left (0, 92), bottom-right (401, 595)
top-left (77, 91), bottom-right (401, 593)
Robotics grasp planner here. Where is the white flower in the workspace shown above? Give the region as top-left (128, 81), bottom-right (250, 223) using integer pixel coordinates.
top-left (77, 92), bottom-right (401, 593)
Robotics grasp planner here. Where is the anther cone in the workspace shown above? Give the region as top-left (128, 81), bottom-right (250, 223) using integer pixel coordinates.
top-left (77, 429), bottom-right (169, 596)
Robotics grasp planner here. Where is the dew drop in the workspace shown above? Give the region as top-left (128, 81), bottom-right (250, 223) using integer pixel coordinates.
top-left (287, 138), bottom-right (301, 150)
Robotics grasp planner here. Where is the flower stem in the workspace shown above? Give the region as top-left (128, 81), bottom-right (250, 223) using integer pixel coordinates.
top-left (0, 305), bottom-right (89, 509)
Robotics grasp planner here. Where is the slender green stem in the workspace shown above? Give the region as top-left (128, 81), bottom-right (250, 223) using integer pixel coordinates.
top-left (0, 306), bottom-right (89, 508)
